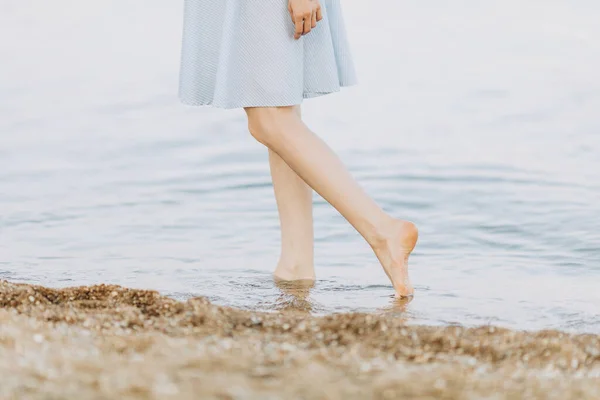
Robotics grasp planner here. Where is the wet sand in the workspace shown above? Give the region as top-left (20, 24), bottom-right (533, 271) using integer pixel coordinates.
top-left (1, 280), bottom-right (598, 399)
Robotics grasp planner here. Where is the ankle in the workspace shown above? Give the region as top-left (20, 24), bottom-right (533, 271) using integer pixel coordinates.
top-left (276, 259), bottom-right (315, 273)
top-left (275, 261), bottom-right (315, 281)
top-left (365, 214), bottom-right (397, 249)
top-left (367, 216), bottom-right (418, 250)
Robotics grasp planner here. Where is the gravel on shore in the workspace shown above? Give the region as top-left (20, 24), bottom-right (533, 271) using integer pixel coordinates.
top-left (0, 280), bottom-right (599, 400)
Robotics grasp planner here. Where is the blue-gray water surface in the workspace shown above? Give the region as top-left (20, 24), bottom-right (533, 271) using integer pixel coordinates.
top-left (1, 1), bottom-right (599, 333)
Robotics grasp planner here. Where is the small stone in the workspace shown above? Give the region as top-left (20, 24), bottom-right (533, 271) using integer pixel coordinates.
top-left (359, 363), bottom-right (371, 373)
top-left (434, 378), bottom-right (447, 390)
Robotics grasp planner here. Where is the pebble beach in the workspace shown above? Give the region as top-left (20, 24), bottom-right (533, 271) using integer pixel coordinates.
top-left (1, 280), bottom-right (599, 400)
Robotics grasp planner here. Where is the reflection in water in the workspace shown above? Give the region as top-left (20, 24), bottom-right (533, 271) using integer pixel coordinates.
top-left (272, 280), bottom-right (415, 322)
top-left (378, 296), bottom-right (413, 317)
top-left (273, 280), bottom-right (316, 315)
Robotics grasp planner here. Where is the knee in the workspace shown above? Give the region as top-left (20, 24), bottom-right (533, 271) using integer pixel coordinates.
top-left (245, 106), bottom-right (298, 147)
top-left (245, 111), bottom-right (273, 146)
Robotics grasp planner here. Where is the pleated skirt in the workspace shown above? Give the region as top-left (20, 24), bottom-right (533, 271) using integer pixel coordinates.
top-left (178, 0), bottom-right (358, 109)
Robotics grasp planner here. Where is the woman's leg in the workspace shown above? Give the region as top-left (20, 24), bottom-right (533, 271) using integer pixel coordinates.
top-left (244, 105), bottom-right (418, 297)
top-left (269, 106), bottom-right (315, 281)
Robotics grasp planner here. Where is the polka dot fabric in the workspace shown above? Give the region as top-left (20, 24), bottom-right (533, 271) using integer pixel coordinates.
top-left (178, 0), bottom-right (358, 109)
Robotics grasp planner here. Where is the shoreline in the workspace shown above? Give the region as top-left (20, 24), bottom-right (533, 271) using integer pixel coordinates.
top-left (1, 280), bottom-right (599, 399)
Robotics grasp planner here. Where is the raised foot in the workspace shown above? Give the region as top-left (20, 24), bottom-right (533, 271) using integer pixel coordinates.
top-left (372, 219), bottom-right (419, 298)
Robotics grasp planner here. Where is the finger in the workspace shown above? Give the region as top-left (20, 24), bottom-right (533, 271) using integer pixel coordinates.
top-left (303, 15), bottom-right (312, 35)
top-left (311, 10), bottom-right (317, 28)
top-left (316, 7), bottom-right (323, 21)
top-left (294, 17), bottom-right (304, 39)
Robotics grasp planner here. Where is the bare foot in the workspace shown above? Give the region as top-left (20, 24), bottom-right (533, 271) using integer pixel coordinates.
top-left (273, 263), bottom-right (316, 283)
top-left (371, 219), bottom-right (419, 297)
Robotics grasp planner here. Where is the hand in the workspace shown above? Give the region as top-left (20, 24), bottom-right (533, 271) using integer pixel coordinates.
top-left (288, 0), bottom-right (323, 40)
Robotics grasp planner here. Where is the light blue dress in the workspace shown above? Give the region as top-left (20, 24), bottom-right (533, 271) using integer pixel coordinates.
top-left (179, 0), bottom-right (357, 109)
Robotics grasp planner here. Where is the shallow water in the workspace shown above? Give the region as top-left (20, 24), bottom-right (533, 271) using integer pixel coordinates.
top-left (1, 1), bottom-right (599, 333)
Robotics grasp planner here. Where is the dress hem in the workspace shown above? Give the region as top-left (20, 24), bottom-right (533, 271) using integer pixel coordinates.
top-left (179, 81), bottom-right (358, 110)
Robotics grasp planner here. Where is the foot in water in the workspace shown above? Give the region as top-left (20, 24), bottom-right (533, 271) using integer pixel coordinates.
top-left (371, 219), bottom-right (419, 297)
top-left (273, 262), bottom-right (316, 283)
top-left (272, 218), bottom-right (418, 298)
